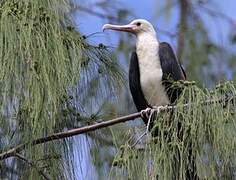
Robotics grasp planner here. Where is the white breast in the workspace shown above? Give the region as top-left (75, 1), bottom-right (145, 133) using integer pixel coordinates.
top-left (136, 35), bottom-right (170, 106)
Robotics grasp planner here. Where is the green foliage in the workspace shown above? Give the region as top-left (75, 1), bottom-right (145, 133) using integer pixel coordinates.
top-left (1, 0), bottom-right (236, 179)
top-left (0, 0), bottom-right (123, 179)
top-left (110, 82), bottom-right (236, 179)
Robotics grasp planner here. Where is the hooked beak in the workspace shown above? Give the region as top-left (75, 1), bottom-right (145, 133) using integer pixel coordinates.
top-left (102, 23), bottom-right (136, 33)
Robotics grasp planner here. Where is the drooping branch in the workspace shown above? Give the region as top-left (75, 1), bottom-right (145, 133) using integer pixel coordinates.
top-left (0, 95), bottom-right (234, 161)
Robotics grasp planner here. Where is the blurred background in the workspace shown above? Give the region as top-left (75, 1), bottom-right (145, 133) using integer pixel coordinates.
top-left (73, 0), bottom-right (236, 86)
top-left (70, 0), bottom-right (236, 179)
top-left (1, 0), bottom-right (236, 179)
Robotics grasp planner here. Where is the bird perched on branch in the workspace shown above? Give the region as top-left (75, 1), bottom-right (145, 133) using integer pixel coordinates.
top-left (103, 19), bottom-right (186, 127)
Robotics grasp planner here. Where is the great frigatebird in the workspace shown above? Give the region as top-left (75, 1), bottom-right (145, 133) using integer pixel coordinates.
top-left (102, 19), bottom-right (199, 179)
top-left (103, 19), bottom-right (186, 126)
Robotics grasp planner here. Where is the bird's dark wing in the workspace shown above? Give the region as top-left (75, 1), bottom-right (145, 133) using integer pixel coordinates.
top-left (129, 52), bottom-right (150, 116)
top-left (159, 42), bottom-right (186, 103)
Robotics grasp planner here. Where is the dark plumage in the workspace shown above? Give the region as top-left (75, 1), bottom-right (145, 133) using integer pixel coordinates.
top-left (159, 42), bottom-right (186, 103)
top-left (129, 42), bottom-right (186, 125)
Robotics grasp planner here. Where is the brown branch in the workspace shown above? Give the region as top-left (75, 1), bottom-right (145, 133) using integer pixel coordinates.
top-left (15, 153), bottom-right (51, 180)
top-left (0, 112), bottom-right (141, 160)
top-left (0, 95), bottom-right (234, 161)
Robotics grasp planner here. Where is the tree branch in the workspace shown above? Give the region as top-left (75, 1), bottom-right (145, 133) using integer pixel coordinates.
top-left (0, 112), bottom-right (141, 160)
top-left (0, 95), bottom-right (234, 161)
top-left (15, 153), bottom-right (51, 180)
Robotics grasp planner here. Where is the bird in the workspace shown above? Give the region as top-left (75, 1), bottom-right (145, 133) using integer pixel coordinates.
top-left (102, 20), bottom-right (199, 180)
top-left (102, 19), bottom-right (186, 127)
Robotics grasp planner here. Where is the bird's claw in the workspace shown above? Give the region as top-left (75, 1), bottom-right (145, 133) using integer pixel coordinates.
top-left (141, 105), bottom-right (168, 119)
top-left (141, 107), bottom-right (152, 119)
top-left (153, 105), bottom-right (169, 113)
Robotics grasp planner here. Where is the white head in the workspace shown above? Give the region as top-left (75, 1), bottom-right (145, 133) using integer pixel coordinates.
top-left (102, 19), bottom-right (156, 37)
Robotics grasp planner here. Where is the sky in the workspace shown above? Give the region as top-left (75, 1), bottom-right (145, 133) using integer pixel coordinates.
top-left (74, 0), bottom-right (236, 51)
top-left (71, 1), bottom-right (236, 179)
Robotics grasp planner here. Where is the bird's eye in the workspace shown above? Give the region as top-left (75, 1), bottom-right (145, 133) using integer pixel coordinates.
top-left (136, 22), bottom-right (141, 26)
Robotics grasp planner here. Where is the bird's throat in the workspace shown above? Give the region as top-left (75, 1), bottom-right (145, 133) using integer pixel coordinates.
top-left (136, 35), bottom-right (170, 106)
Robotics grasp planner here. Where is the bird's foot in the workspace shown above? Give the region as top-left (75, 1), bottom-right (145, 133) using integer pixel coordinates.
top-left (141, 105), bottom-right (170, 133)
top-left (145, 105), bottom-right (169, 133)
top-left (141, 107), bottom-right (152, 119)
top-left (152, 105), bottom-right (169, 113)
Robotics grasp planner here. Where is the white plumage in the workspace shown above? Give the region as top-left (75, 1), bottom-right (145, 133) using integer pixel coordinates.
top-left (136, 30), bottom-right (170, 106)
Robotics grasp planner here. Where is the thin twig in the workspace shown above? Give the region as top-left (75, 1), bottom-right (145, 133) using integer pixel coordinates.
top-left (15, 153), bottom-right (51, 180)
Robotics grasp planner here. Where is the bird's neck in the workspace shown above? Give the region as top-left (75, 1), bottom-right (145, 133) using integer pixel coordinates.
top-left (136, 33), bottom-right (160, 67)
top-left (136, 32), bottom-right (158, 48)
top-left (135, 33), bottom-right (169, 106)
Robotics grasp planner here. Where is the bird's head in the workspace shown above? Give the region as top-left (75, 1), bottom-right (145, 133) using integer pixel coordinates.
top-left (102, 19), bottom-right (156, 37)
